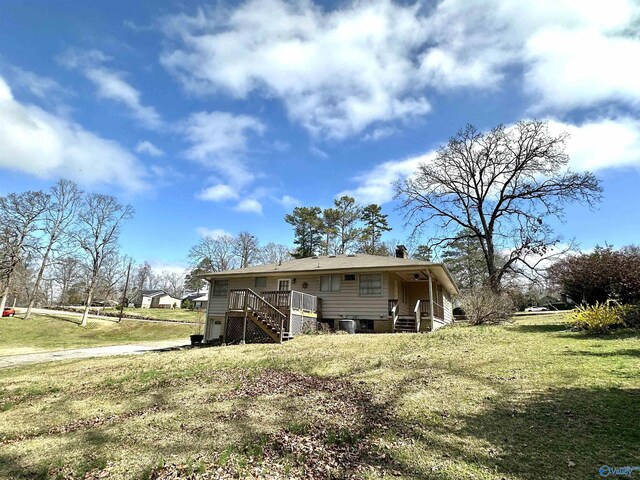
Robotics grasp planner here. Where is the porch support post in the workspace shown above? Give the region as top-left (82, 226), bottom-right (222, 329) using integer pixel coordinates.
top-left (428, 271), bottom-right (434, 330)
top-left (242, 291), bottom-right (248, 344)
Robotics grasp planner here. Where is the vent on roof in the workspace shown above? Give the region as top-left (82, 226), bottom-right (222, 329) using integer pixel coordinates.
top-left (347, 254), bottom-right (356, 257)
top-left (329, 255), bottom-right (336, 258)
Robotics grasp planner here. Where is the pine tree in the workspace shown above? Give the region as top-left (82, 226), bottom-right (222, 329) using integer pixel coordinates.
top-left (285, 207), bottom-right (323, 258)
top-left (359, 204), bottom-right (391, 255)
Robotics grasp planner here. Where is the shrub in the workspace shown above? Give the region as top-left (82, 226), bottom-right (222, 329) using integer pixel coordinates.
top-left (620, 304), bottom-right (640, 328)
top-left (458, 287), bottom-right (515, 325)
top-left (568, 302), bottom-right (626, 333)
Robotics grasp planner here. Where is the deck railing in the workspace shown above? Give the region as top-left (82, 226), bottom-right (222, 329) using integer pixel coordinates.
top-left (228, 289), bottom-right (287, 341)
top-left (259, 290), bottom-right (319, 314)
top-left (417, 298), bottom-right (444, 320)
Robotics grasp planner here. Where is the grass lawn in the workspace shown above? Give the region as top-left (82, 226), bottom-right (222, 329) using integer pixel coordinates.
top-left (0, 313), bottom-right (638, 479)
top-left (72, 306), bottom-right (204, 323)
top-left (0, 314), bottom-right (196, 356)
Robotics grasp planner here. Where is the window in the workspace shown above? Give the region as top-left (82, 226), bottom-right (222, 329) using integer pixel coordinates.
top-left (212, 280), bottom-right (228, 297)
top-left (320, 274), bottom-right (341, 292)
top-left (254, 277), bottom-right (267, 288)
top-left (278, 279), bottom-right (291, 291)
top-left (359, 273), bottom-right (382, 296)
top-left (344, 274), bottom-right (356, 281)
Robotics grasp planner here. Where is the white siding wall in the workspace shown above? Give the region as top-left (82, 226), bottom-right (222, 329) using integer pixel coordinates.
top-left (443, 291), bottom-right (453, 324)
top-left (206, 272), bottom-right (390, 320)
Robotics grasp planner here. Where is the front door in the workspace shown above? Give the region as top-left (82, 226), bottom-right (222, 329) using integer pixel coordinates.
top-left (278, 278), bottom-right (291, 291)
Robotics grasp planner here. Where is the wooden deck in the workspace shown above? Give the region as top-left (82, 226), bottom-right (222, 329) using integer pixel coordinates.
top-left (226, 289), bottom-right (321, 343)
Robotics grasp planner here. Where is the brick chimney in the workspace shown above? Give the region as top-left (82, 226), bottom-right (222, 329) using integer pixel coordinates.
top-left (395, 245), bottom-right (408, 259)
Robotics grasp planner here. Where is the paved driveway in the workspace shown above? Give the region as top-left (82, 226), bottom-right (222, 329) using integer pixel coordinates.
top-left (0, 339), bottom-right (190, 369)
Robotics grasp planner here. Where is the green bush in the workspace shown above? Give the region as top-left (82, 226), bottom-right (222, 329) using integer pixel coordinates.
top-left (620, 304), bottom-right (640, 328)
top-left (568, 302), bottom-right (626, 333)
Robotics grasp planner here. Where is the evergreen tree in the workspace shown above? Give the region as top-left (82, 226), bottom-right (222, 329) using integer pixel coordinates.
top-left (359, 204), bottom-right (391, 255)
top-left (441, 230), bottom-right (489, 289)
top-left (285, 207), bottom-right (323, 258)
top-left (333, 196), bottom-right (362, 254)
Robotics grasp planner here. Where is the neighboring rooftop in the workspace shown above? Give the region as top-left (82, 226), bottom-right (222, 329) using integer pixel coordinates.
top-left (136, 289), bottom-right (168, 297)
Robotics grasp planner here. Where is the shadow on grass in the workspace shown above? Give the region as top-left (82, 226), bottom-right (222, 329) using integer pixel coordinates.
top-left (565, 348), bottom-right (640, 358)
top-left (556, 329), bottom-right (640, 341)
top-left (389, 386), bottom-right (640, 480)
top-left (508, 323), bottom-right (569, 334)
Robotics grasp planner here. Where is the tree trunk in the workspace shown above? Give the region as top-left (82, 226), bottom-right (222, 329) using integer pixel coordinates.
top-left (81, 286), bottom-right (94, 327)
top-left (25, 244), bottom-right (53, 320)
top-left (0, 285), bottom-right (9, 314)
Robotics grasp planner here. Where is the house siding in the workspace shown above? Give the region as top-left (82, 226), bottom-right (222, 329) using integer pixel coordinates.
top-left (207, 273), bottom-right (390, 320)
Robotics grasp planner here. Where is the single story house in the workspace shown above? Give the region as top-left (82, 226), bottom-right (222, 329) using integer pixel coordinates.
top-left (192, 294), bottom-right (208, 310)
top-left (130, 290), bottom-right (181, 309)
top-left (200, 246), bottom-right (459, 344)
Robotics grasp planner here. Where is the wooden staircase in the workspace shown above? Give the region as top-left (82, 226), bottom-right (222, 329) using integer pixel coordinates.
top-left (246, 310), bottom-right (294, 342)
top-left (227, 289), bottom-right (290, 343)
top-left (394, 315), bottom-right (418, 333)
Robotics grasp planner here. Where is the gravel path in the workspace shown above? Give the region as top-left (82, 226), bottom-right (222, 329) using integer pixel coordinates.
top-left (0, 339), bottom-right (190, 369)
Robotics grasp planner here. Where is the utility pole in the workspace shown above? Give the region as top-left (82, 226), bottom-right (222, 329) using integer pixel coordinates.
top-left (118, 260), bottom-right (132, 323)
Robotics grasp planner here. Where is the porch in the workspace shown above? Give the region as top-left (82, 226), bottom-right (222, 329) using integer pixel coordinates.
top-left (388, 270), bottom-right (447, 333)
top-left (224, 289), bottom-right (321, 344)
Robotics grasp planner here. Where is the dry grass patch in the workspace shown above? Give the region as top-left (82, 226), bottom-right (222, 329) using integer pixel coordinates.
top-left (0, 313), bottom-right (638, 479)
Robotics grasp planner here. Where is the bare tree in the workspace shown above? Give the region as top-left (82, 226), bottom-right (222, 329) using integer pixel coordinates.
top-left (133, 262), bottom-right (153, 291)
top-left (0, 190), bottom-right (50, 312)
top-left (396, 120), bottom-right (602, 292)
top-left (25, 180), bottom-right (82, 320)
top-left (73, 193), bottom-right (133, 326)
top-left (188, 234), bottom-right (237, 272)
top-left (258, 242), bottom-right (292, 265)
top-left (52, 256), bottom-right (82, 305)
top-left (160, 270), bottom-right (186, 299)
top-left (233, 232), bottom-right (259, 268)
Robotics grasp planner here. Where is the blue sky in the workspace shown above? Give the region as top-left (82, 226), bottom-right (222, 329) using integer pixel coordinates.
top-left (1, 0), bottom-right (639, 272)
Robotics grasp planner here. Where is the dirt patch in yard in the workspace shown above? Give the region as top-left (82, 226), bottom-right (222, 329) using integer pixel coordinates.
top-left (150, 369), bottom-right (395, 479)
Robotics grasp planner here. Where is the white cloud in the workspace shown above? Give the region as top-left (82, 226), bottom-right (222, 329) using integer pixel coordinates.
top-left (182, 111), bottom-right (265, 203)
top-left (309, 146), bottom-right (328, 159)
top-left (8, 66), bottom-right (68, 100)
top-left (525, 28), bottom-right (640, 111)
top-left (421, 0), bottom-right (640, 111)
top-left (160, 0), bottom-right (640, 139)
top-left (196, 227), bottom-right (232, 238)
top-left (278, 195), bottom-right (300, 208)
top-left (147, 261), bottom-right (188, 275)
top-left (550, 117), bottom-right (640, 171)
top-left (0, 75), bottom-right (148, 192)
top-left (197, 184), bottom-right (239, 201)
top-left (60, 49), bottom-right (163, 130)
top-left (340, 152), bottom-right (434, 205)
top-left (135, 140), bottom-right (164, 157)
top-left (161, 0), bottom-right (433, 139)
top-left (235, 198), bottom-right (263, 214)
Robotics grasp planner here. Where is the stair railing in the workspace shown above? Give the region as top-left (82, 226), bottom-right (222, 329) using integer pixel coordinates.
top-left (414, 299), bottom-right (421, 333)
top-left (229, 289), bottom-right (287, 342)
top-left (391, 303), bottom-right (399, 331)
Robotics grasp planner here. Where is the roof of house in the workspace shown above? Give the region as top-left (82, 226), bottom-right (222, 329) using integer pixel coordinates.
top-left (137, 289), bottom-right (167, 298)
top-left (200, 254), bottom-right (459, 294)
top-left (192, 294), bottom-right (208, 302)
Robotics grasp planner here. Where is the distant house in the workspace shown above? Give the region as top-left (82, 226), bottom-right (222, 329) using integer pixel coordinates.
top-left (199, 246), bottom-right (459, 344)
top-left (192, 294), bottom-right (208, 310)
top-left (131, 290), bottom-right (181, 309)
